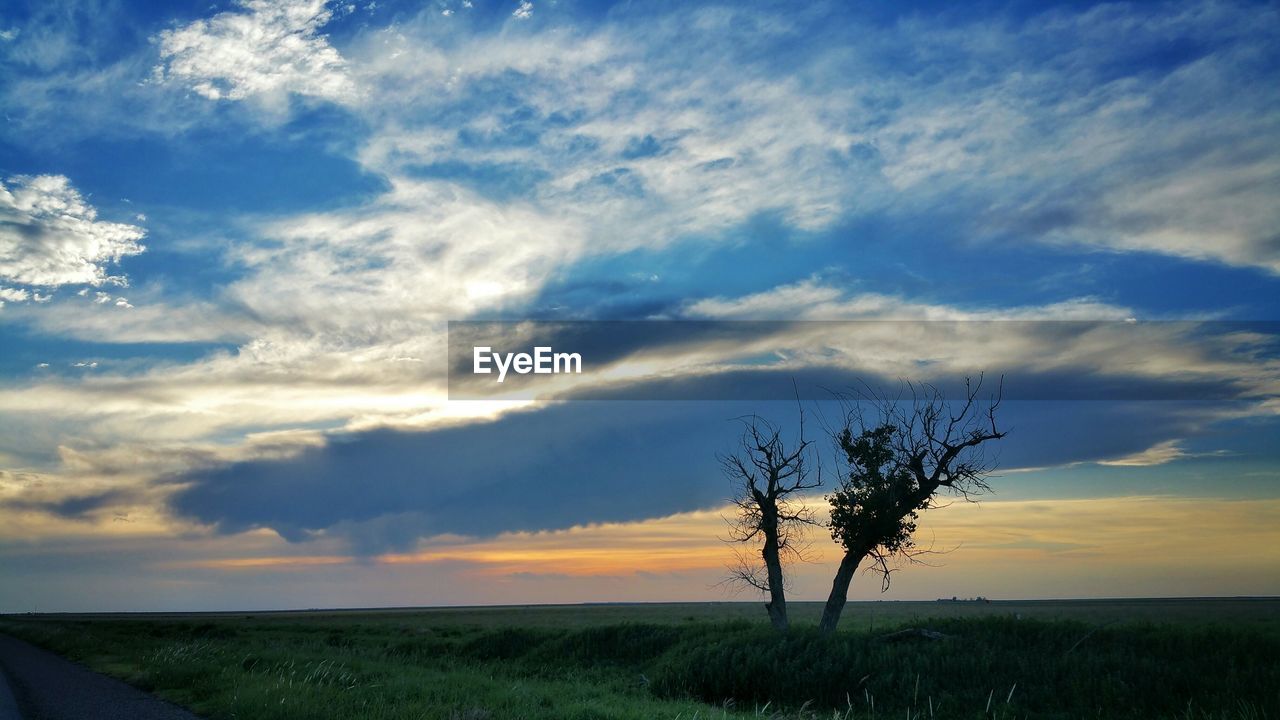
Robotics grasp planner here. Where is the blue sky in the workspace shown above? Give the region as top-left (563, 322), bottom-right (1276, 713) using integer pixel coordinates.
top-left (0, 0), bottom-right (1278, 611)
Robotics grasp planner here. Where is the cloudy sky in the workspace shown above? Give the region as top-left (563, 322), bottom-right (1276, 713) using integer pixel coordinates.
top-left (1, 0), bottom-right (1278, 612)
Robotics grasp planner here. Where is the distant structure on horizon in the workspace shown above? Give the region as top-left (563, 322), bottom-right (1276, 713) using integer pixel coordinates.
top-left (937, 596), bottom-right (992, 603)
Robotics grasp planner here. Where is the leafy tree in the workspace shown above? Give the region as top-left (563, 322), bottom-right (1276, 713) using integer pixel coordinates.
top-left (818, 376), bottom-right (1006, 634)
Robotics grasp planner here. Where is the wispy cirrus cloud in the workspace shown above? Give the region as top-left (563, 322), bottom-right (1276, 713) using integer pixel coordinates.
top-left (338, 1), bottom-right (1280, 272)
top-left (10, 0), bottom-right (1280, 278)
top-left (348, 9), bottom-right (875, 243)
top-left (681, 278), bottom-right (1138, 322)
top-left (1096, 440), bottom-right (1235, 467)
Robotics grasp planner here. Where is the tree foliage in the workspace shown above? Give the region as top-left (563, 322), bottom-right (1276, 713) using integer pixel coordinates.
top-left (827, 423), bottom-right (924, 578)
top-left (818, 375), bottom-right (1006, 633)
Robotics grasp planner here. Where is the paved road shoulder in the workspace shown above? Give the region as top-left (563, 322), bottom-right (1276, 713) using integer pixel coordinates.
top-left (0, 633), bottom-right (201, 720)
top-left (0, 664), bottom-right (21, 720)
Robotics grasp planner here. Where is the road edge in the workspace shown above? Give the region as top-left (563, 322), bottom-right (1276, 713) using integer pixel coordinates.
top-left (0, 665), bottom-right (21, 720)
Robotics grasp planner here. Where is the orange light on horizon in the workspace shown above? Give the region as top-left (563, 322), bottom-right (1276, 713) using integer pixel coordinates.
top-left (153, 496), bottom-right (1280, 600)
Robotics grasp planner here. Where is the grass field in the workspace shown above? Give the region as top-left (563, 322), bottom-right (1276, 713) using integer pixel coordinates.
top-left (2, 598), bottom-right (1277, 719)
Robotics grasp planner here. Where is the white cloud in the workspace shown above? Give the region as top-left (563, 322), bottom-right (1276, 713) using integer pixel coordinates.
top-left (0, 175), bottom-right (145, 288)
top-left (0, 177), bottom-right (581, 454)
top-left (226, 177), bottom-right (586, 334)
top-left (9, 1), bottom-right (1278, 274)
top-left (7, 297), bottom-right (258, 344)
top-left (683, 278), bottom-right (1134, 322)
top-left (349, 19), bottom-right (864, 246)
top-left (636, 279), bottom-right (1280, 417)
top-left (1099, 440), bottom-right (1188, 467)
top-left (512, 2), bottom-right (533, 20)
top-left (138, 1), bottom-right (1279, 272)
top-left (859, 4), bottom-right (1280, 273)
top-left (0, 287), bottom-right (30, 305)
top-left (340, 2), bottom-right (1280, 273)
top-left (153, 0), bottom-right (355, 106)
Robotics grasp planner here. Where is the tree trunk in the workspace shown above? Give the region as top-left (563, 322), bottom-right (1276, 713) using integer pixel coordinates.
top-left (761, 511), bottom-right (789, 632)
top-left (818, 548), bottom-right (863, 635)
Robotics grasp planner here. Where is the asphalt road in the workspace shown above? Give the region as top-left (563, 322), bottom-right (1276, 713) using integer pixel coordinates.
top-left (0, 660), bottom-right (20, 720)
top-left (0, 634), bottom-right (201, 720)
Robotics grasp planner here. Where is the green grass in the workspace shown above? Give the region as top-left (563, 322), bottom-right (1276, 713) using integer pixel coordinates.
top-left (2, 599), bottom-right (1277, 719)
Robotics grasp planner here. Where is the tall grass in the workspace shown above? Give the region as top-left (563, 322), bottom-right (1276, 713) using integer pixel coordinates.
top-left (2, 606), bottom-right (1277, 719)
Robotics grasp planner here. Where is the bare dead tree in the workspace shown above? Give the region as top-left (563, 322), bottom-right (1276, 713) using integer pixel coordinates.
top-left (720, 412), bottom-right (820, 632)
top-left (818, 375), bottom-right (1006, 635)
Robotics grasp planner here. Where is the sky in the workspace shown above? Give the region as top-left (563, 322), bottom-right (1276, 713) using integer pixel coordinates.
top-left (0, 0), bottom-right (1278, 612)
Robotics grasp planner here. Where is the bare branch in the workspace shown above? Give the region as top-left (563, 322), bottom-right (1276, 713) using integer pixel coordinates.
top-left (718, 404), bottom-right (820, 632)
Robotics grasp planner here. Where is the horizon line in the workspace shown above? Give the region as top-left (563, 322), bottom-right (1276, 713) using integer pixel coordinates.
top-left (6, 595), bottom-right (1277, 617)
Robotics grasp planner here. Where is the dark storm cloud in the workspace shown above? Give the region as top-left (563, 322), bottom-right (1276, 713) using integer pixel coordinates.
top-left (169, 401), bottom-right (737, 553)
top-left (165, 390), bottom-right (1240, 555)
top-left (2, 488), bottom-right (135, 519)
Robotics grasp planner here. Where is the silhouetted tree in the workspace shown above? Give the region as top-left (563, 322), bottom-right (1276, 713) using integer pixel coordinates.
top-left (818, 376), bottom-right (1006, 635)
top-left (721, 413), bottom-right (819, 632)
